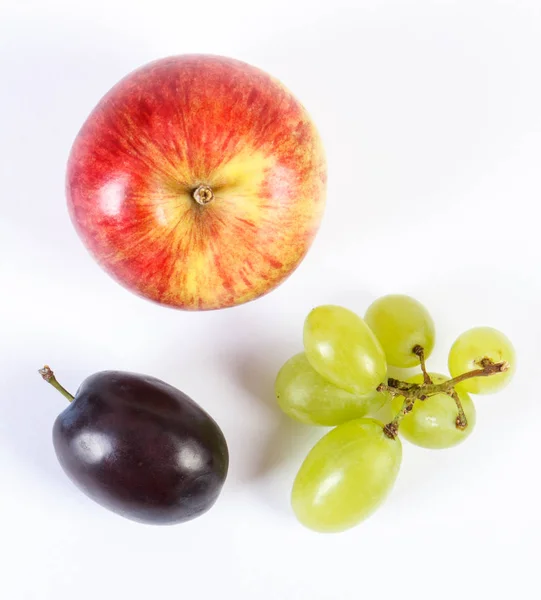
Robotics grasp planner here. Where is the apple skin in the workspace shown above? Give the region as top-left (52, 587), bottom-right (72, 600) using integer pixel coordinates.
top-left (67, 55), bottom-right (326, 310)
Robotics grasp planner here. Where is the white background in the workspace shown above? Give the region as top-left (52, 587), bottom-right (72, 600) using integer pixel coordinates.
top-left (1, 0), bottom-right (540, 598)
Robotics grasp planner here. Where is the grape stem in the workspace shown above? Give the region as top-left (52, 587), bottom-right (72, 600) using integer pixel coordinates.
top-left (38, 366), bottom-right (75, 402)
top-left (383, 397), bottom-right (414, 439)
top-left (444, 360), bottom-right (509, 388)
top-left (447, 388), bottom-right (468, 430)
top-left (413, 345), bottom-right (432, 384)
top-left (381, 355), bottom-right (509, 439)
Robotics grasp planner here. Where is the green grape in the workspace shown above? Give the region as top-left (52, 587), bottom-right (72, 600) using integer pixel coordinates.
top-left (364, 294), bottom-right (435, 368)
top-left (391, 373), bottom-right (476, 449)
top-left (291, 418), bottom-right (402, 533)
top-left (303, 305), bottom-right (387, 396)
top-left (275, 353), bottom-right (387, 426)
top-left (448, 327), bottom-right (515, 394)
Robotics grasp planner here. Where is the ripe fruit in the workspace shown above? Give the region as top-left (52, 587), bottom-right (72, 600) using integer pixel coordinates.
top-left (40, 367), bottom-right (228, 524)
top-left (303, 305), bottom-right (387, 396)
top-left (448, 327), bottom-right (515, 394)
top-left (279, 296), bottom-right (516, 533)
top-left (67, 55), bottom-right (326, 311)
top-left (364, 294), bottom-right (435, 368)
top-left (275, 353), bottom-right (387, 426)
top-left (391, 373), bottom-right (476, 449)
top-left (291, 419), bottom-right (402, 533)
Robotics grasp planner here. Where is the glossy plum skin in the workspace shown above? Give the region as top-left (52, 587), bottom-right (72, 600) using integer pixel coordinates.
top-left (53, 371), bottom-right (229, 525)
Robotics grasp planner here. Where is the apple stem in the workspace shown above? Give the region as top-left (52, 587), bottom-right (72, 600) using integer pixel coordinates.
top-left (38, 366), bottom-right (75, 402)
top-left (192, 184), bottom-right (214, 205)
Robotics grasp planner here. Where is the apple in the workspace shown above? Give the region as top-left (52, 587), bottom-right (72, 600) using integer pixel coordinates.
top-left (67, 55), bottom-right (326, 310)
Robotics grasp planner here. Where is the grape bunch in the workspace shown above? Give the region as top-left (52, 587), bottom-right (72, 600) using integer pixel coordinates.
top-left (274, 295), bottom-right (515, 533)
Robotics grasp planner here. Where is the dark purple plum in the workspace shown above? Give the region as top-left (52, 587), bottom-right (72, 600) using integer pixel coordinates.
top-left (40, 367), bottom-right (228, 525)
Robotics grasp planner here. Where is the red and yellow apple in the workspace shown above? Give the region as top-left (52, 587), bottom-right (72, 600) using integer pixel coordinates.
top-left (67, 55), bottom-right (326, 310)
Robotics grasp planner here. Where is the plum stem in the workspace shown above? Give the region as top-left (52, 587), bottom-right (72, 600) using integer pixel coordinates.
top-left (38, 366), bottom-right (75, 402)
